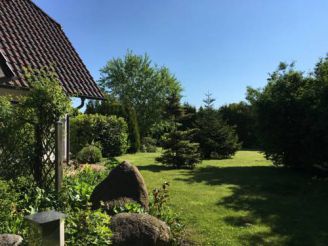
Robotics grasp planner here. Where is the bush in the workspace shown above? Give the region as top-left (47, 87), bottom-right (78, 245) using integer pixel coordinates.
top-left (149, 182), bottom-right (187, 245)
top-left (70, 114), bottom-right (128, 157)
top-left (0, 177), bottom-right (58, 243)
top-left (77, 145), bottom-right (102, 164)
top-left (111, 202), bottom-right (145, 215)
top-left (219, 102), bottom-right (259, 149)
top-left (86, 95), bottom-right (141, 153)
top-left (0, 68), bottom-right (71, 185)
top-left (247, 59), bottom-right (328, 169)
top-left (0, 167), bottom-right (191, 245)
top-left (141, 137), bottom-right (157, 153)
top-left (66, 208), bottom-right (112, 245)
top-left (0, 179), bottom-right (23, 235)
top-left (0, 167), bottom-right (111, 245)
top-left (62, 166), bottom-right (107, 210)
top-left (0, 97), bottom-right (35, 180)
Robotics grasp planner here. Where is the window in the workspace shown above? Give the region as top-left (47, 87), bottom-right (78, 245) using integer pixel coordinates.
top-left (0, 51), bottom-right (14, 83)
top-left (0, 66), bottom-right (5, 79)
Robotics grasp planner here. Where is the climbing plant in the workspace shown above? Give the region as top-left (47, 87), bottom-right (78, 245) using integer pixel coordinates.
top-left (0, 67), bottom-right (71, 189)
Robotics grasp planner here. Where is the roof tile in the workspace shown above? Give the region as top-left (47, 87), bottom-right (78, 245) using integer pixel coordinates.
top-left (0, 0), bottom-right (103, 99)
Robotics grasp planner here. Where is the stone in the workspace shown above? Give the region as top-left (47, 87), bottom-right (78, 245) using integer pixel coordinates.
top-left (90, 161), bottom-right (149, 210)
top-left (111, 213), bottom-right (170, 246)
top-left (0, 234), bottom-right (23, 246)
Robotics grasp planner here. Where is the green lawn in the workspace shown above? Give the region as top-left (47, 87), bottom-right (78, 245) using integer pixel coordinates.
top-left (116, 151), bottom-right (328, 246)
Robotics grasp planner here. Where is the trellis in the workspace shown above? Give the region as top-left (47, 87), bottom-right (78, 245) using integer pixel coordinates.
top-left (0, 117), bottom-right (67, 192)
top-left (35, 118), bottom-right (67, 191)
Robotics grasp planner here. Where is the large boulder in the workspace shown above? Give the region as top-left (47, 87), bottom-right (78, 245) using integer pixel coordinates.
top-left (90, 161), bottom-right (149, 210)
top-left (0, 234), bottom-right (23, 246)
top-left (111, 213), bottom-right (170, 246)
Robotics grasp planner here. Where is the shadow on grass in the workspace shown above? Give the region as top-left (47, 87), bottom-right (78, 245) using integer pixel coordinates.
top-left (137, 164), bottom-right (173, 172)
top-left (177, 165), bottom-right (328, 245)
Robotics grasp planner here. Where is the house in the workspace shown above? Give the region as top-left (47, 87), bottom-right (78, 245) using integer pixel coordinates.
top-left (0, 0), bottom-right (103, 100)
top-left (0, 0), bottom-right (104, 164)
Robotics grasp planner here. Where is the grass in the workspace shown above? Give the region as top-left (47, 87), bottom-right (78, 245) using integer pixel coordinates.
top-left (116, 151), bottom-right (328, 245)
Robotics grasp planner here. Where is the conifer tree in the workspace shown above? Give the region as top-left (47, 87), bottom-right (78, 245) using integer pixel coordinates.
top-left (203, 92), bottom-right (216, 109)
top-left (156, 93), bottom-right (201, 169)
top-left (195, 94), bottom-right (240, 159)
top-left (123, 103), bottom-right (141, 153)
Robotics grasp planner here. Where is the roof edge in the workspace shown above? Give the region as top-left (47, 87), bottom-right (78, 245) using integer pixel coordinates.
top-left (28, 0), bottom-right (62, 28)
top-left (0, 84), bottom-right (104, 100)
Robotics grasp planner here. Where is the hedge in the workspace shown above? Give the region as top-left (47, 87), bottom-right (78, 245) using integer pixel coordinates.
top-left (70, 114), bottom-right (128, 157)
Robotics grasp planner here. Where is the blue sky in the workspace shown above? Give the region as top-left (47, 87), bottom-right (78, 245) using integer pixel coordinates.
top-left (34, 0), bottom-right (328, 108)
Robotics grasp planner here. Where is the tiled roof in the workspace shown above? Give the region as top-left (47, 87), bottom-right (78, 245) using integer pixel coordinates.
top-left (0, 0), bottom-right (104, 99)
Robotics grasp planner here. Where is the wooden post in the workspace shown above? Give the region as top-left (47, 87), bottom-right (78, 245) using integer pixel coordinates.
top-left (66, 115), bottom-right (70, 164)
top-left (34, 124), bottom-right (43, 188)
top-left (55, 121), bottom-right (63, 193)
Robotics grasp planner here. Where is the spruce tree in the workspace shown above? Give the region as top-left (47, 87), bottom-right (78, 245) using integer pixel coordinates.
top-left (163, 92), bottom-right (184, 122)
top-left (195, 94), bottom-right (241, 159)
top-left (203, 92), bottom-right (216, 109)
top-left (157, 129), bottom-right (201, 168)
top-left (156, 93), bottom-right (201, 169)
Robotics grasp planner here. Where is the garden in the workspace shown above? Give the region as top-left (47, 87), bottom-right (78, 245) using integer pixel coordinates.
top-left (1, 52), bottom-right (328, 245)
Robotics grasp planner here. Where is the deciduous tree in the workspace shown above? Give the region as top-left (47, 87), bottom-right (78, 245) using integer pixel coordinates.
top-left (99, 51), bottom-right (182, 137)
top-left (247, 58), bottom-right (328, 170)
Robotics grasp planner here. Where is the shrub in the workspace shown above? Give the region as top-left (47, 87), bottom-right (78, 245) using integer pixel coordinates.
top-left (141, 137), bottom-right (157, 153)
top-left (112, 202), bottom-right (145, 215)
top-left (0, 179), bottom-right (23, 235)
top-left (0, 68), bottom-right (71, 186)
top-left (247, 59), bottom-right (328, 169)
top-left (0, 177), bottom-right (59, 243)
top-left (0, 167), bottom-right (111, 245)
top-left (149, 182), bottom-right (187, 245)
top-left (86, 95), bottom-right (141, 154)
top-left (104, 158), bottom-right (120, 170)
top-left (70, 114), bottom-right (128, 157)
top-left (219, 102), bottom-right (259, 149)
top-left (62, 166), bottom-right (107, 210)
top-left (66, 208), bottom-right (112, 245)
top-left (0, 97), bottom-right (35, 180)
top-left (77, 145), bottom-right (102, 164)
